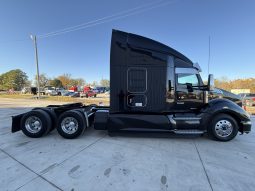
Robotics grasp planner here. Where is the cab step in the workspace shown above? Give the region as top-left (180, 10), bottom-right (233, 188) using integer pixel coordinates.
top-left (173, 129), bottom-right (205, 135)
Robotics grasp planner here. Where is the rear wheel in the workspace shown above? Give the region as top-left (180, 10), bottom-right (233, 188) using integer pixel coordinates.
top-left (33, 108), bottom-right (57, 131)
top-left (57, 110), bottom-right (86, 139)
top-left (208, 114), bottom-right (238, 141)
top-left (20, 110), bottom-right (52, 138)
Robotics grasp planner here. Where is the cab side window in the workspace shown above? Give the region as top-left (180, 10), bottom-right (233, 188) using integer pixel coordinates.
top-left (177, 74), bottom-right (199, 86)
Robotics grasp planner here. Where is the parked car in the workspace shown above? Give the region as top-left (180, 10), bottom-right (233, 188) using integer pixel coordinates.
top-left (44, 86), bottom-right (57, 96)
top-left (90, 88), bottom-right (98, 93)
top-left (21, 87), bottom-right (31, 94)
top-left (80, 90), bottom-right (97, 98)
top-left (83, 86), bottom-right (91, 92)
top-left (62, 91), bottom-right (79, 97)
top-left (95, 86), bottom-right (107, 93)
top-left (70, 92), bottom-right (80, 97)
top-left (69, 86), bottom-right (78, 92)
top-left (63, 92), bottom-right (72, 96)
top-left (56, 88), bottom-right (67, 96)
top-left (241, 93), bottom-right (255, 106)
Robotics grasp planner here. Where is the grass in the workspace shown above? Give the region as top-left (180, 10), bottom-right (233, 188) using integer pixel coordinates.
top-left (246, 106), bottom-right (255, 115)
top-left (47, 95), bottom-right (110, 106)
top-left (0, 93), bottom-right (32, 99)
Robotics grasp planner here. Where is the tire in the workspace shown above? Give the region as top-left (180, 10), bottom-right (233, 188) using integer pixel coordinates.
top-left (57, 110), bottom-right (86, 139)
top-left (208, 114), bottom-right (238, 141)
top-left (20, 110), bottom-right (52, 138)
top-left (33, 108), bottom-right (57, 132)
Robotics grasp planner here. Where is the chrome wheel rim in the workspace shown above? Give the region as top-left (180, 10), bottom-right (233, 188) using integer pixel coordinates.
top-left (61, 117), bottom-right (78, 134)
top-left (25, 116), bottom-right (42, 133)
top-left (215, 119), bottom-right (233, 137)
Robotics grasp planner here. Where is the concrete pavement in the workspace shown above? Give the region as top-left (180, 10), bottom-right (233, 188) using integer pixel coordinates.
top-left (0, 99), bottom-right (254, 191)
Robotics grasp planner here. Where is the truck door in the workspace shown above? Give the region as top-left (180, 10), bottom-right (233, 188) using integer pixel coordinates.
top-left (174, 68), bottom-right (204, 111)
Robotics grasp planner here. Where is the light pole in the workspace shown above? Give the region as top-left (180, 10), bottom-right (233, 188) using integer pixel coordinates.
top-left (30, 35), bottom-right (40, 98)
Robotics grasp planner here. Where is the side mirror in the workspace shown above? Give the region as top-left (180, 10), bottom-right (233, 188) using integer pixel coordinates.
top-left (208, 74), bottom-right (214, 91)
top-left (186, 83), bottom-right (193, 92)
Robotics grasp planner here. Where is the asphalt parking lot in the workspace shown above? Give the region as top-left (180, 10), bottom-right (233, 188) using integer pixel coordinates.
top-left (0, 98), bottom-right (255, 191)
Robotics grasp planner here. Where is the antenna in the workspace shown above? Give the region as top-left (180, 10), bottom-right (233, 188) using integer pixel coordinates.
top-left (208, 36), bottom-right (211, 76)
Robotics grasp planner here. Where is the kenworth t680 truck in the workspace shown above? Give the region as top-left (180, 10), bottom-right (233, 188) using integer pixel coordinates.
top-left (12, 30), bottom-right (251, 141)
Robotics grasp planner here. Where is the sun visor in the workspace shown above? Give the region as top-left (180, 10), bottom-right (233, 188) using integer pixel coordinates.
top-left (174, 58), bottom-right (193, 68)
top-left (193, 62), bottom-right (202, 72)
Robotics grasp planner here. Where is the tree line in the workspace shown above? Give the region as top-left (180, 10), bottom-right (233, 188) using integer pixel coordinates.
top-left (215, 77), bottom-right (255, 93)
top-left (0, 69), bottom-right (110, 91)
top-left (1, 69), bottom-right (253, 93)
top-left (0, 69), bottom-right (29, 90)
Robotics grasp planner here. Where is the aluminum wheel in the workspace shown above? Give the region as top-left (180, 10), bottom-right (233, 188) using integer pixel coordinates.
top-left (61, 117), bottom-right (79, 134)
top-left (215, 119), bottom-right (233, 138)
top-left (25, 116), bottom-right (42, 133)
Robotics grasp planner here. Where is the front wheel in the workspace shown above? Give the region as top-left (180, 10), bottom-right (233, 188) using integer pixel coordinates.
top-left (208, 114), bottom-right (238, 141)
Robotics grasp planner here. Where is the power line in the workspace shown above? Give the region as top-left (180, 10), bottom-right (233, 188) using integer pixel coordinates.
top-left (0, 38), bottom-right (29, 44)
top-left (38, 0), bottom-right (175, 39)
top-left (0, 0), bottom-right (176, 44)
top-left (38, 0), bottom-right (166, 38)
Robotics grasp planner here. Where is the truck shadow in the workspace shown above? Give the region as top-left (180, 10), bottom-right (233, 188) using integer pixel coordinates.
top-left (107, 130), bottom-right (208, 140)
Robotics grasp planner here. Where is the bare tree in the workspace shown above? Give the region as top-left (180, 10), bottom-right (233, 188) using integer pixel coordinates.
top-left (34, 73), bottom-right (49, 87)
top-left (58, 73), bottom-right (71, 88)
top-left (100, 79), bottom-right (110, 87)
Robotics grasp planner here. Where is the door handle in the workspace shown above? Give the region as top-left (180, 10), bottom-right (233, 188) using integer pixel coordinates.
top-left (168, 80), bottom-right (171, 92)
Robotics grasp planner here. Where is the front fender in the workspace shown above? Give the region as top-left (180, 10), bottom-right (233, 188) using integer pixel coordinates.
top-left (202, 98), bottom-right (250, 120)
top-left (199, 98), bottom-right (251, 132)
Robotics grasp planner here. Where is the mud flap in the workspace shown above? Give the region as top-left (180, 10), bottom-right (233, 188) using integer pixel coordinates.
top-left (12, 114), bottom-right (24, 133)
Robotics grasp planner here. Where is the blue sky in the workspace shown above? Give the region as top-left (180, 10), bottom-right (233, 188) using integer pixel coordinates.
top-left (0, 0), bottom-right (254, 83)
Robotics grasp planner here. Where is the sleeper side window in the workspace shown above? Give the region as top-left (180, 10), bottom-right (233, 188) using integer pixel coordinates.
top-left (127, 67), bottom-right (147, 93)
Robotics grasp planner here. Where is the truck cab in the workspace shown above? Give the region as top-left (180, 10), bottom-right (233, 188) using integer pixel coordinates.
top-left (109, 30), bottom-right (211, 113)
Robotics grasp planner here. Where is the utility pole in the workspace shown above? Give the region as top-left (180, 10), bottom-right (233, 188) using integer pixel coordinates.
top-left (30, 35), bottom-right (40, 98)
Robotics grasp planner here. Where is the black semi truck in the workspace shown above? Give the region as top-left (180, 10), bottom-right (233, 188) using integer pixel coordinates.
top-left (12, 30), bottom-right (251, 141)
